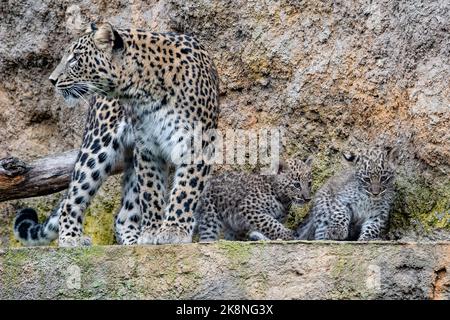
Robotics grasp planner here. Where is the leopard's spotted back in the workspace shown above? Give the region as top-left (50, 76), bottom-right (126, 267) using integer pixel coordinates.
top-left (196, 157), bottom-right (313, 241)
top-left (297, 147), bottom-right (400, 241)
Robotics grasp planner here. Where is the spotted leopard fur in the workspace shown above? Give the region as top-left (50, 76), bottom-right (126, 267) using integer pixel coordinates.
top-left (195, 157), bottom-right (313, 241)
top-left (14, 97), bottom-right (142, 246)
top-left (296, 147), bottom-right (400, 241)
top-left (14, 23), bottom-right (219, 246)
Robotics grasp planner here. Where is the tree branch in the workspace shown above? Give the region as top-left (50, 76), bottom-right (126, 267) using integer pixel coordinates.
top-left (0, 150), bottom-right (123, 202)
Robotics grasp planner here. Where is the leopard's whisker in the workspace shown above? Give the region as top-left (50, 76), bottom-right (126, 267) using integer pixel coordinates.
top-left (75, 88), bottom-right (90, 106)
top-left (75, 82), bottom-right (108, 95)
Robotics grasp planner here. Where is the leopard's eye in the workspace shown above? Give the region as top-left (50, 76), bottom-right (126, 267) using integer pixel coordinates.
top-left (69, 58), bottom-right (77, 66)
top-left (293, 182), bottom-right (301, 188)
top-left (68, 54), bottom-right (78, 67)
top-left (361, 176), bottom-right (371, 184)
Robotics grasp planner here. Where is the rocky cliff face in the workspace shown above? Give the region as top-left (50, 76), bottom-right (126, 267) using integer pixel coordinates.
top-left (1, 0), bottom-right (449, 245)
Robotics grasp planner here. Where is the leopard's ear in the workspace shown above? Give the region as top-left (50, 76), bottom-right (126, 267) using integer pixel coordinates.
top-left (85, 22), bottom-right (98, 33)
top-left (276, 159), bottom-right (289, 174)
top-left (304, 156), bottom-right (314, 167)
top-left (93, 23), bottom-right (123, 52)
top-left (387, 146), bottom-right (401, 169)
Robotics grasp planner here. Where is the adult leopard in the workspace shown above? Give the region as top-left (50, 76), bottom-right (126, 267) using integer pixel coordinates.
top-left (14, 23), bottom-right (219, 246)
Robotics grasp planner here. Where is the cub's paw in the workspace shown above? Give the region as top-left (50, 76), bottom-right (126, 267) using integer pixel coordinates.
top-left (153, 224), bottom-right (193, 245)
top-left (357, 234), bottom-right (381, 241)
top-left (248, 231), bottom-right (269, 241)
top-left (325, 225), bottom-right (348, 240)
top-left (59, 235), bottom-right (92, 247)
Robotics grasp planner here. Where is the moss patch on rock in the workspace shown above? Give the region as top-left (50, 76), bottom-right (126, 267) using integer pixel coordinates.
top-left (83, 190), bottom-right (121, 246)
top-left (390, 174), bottom-right (450, 236)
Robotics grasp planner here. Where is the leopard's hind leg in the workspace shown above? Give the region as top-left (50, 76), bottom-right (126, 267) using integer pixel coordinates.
top-left (240, 197), bottom-right (296, 241)
top-left (114, 148), bottom-right (141, 245)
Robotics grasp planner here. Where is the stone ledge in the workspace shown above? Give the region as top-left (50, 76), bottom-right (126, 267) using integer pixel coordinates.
top-left (0, 241), bottom-right (449, 299)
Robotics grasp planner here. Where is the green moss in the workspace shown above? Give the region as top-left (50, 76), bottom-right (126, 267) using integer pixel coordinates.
top-left (108, 246), bottom-right (205, 299)
top-left (218, 240), bottom-right (253, 267)
top-left (8, 232), bottom-right (21, 248)
top-left (390, 174), bottom-right (450, 234)
top-left (217, 240), bottom-right (270, 296)
top-left (69, 246), bottom-right (106, 264)
top-left (311, 151), bottom-right (339, 191)
top-left (245, 52), bottom-right (271, 79)
top-left (83, 193), bottom-right (120, 246)
top-left (2, 249), bottom-right (29, 287)
top-left (329, 244), bottom-right (370, 299)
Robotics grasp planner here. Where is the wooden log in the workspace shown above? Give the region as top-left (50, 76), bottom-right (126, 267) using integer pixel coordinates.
top-left (0, 150), bottom-right (123, 202)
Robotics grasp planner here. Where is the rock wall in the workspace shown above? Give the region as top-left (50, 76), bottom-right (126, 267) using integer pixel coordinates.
top-left (1, 0), bottom-right (449, 245)
top-left (1, 242), bottom-right (449, 299)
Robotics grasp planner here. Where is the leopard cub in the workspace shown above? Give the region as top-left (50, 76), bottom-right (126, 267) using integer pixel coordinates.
top-left (195, 157), bottom-right (313, 241)
top-left (297, 146), bottom-right (400, 241)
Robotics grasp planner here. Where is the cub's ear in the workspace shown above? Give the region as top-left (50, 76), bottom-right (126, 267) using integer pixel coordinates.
top-left (93, 23), bottom-right (123, 52)
top-left (387, 147), bottom-right (401, 168)
top-left (276, 159), bottom-right (289, 174)
top-left (85, 22), bottom-right (98, 33)
top-left (304, 156), bottom-right (314, 167)
top-left (342, 151), bottom-right (358, 164)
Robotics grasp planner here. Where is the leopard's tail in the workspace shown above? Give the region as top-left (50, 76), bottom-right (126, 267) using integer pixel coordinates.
top-left (14, 207), bottom-right (60, 246)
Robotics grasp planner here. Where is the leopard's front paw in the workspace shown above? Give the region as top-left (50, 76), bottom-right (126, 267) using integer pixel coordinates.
top-left (154, 224), bottom-right (193, 244)
top-left (120, 235), bottom-right (139, 245)
top-left (58, 235), bottom-right (92, 247)
top-left (137, 228), bottom-right (159, 245)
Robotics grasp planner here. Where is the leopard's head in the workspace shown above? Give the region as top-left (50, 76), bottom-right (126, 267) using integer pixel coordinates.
top-left (343, 146), bottom-right (400, 198)
top-left (275, 156), bottom-right (313, 206)
top-left (49, 23), bottom-right (124, 104)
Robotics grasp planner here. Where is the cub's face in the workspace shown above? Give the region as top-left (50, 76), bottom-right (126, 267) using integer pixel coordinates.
top-left (343, 147), bottom-right (400, 198)
top-left (276, 157), bottom-right (313, 206)
top-left (49, 23), bottom-right (123, 104)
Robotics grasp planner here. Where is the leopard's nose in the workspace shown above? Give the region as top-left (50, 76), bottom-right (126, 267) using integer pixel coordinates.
top-left (371, 185), bottom-right (381, 196)
top-left (49, 73), bottom-right (59, 86)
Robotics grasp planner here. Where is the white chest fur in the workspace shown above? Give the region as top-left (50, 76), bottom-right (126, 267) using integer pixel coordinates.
top-left (126, 101), bottom-right (192, 164)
